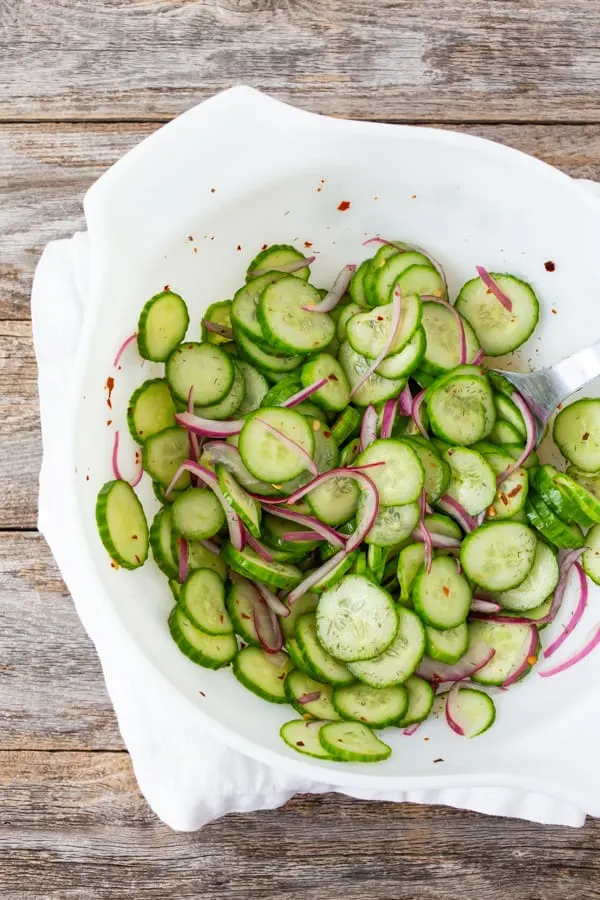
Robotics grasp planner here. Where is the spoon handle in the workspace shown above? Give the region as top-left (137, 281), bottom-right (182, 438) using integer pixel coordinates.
top-left (551, 339), bottom-right (600, 405)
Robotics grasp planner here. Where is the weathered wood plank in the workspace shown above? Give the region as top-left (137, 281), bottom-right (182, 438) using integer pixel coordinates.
top-left (1, 750), bottom-right (599, 900)
top-left (2, 1), bottom-right (600, 123)
top-left (0, 532), bottom-right (123, 750)
top-left (3, 121), bottom-right (600, 322)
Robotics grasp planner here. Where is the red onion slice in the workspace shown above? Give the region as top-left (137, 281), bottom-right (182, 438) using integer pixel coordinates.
top-left (297, 691), bottom-right (322, 704)
top-left (436, 495), bottom-right (477, 533)
top-left (175, 411), bottom-right (245, 438)
top-left (255, 582), bottom-right (290, 618)
top-left (202, 320), bottom-right (234, 339)
top-left (476, 266), bottom-right (513, 312)
top-left (252, 467), bottom-right (380, 510)
top-left (249, 254), bottom-right (315, 278)
top-left (502, 624), bottom-right (538, 687)
top-left (245, 532), bottom-right (274, 562)
top-left (496, 392), bottom-right (536, 486)
top-left (187, 387), bottom-right (201, 465)
top-left (412, 524), bottom-right (461, 549)
top-left (350, 286), bottom-right (403, 398)
top-left (470, 598), bottom-right (502, 614)
top-left (399, 383), bottom-right (413, 417)
top-left (381, 398), bottom-right (399, 440)
top-left (472, 349), bottom-right (485, 365)
top-left (164, 461), bottom-right (245, 550)
top-left (445, 684), bottom-right (466, 736)
top-left (265, 506), bottom-right (346, 549)
top-left (543, 562), bottom-right (588, 659)
top-left (411, 390), bottom-right (428, 439)
top-left (360, 404), bottom-right (378, 450)
top-left (302, 264), bottom-right (356, 312)
top-left (286, 549), bottom-right (348, 605)
top-left (418, 489), bottom-right (433, 574)
top-left (345, 476), bottom-right (379, 552)
top-left (253, 597), bottom-right (284, 653)
top-left (111, 430), bottom-right (143, 487)
top-left (200, 538), bottom-right (221, 555)
top-left (402, 722), bottom-right (422, 736)
top-left (281, 378), bottom-right (328, 408)
top-left (421, 295), bottom-right (467, 365)
top-left (284, 530), bottom-right (322, 542)
top-left (416, 642), bottom-right (495, 683)
top-left (538, 621), bottom-right (600, 678)
top-left (254, 417), bottom-right (318, 476)
top-left (178, 537), bottom-right (188, 583)
top-left (113, 331), bottom-right (137, 369)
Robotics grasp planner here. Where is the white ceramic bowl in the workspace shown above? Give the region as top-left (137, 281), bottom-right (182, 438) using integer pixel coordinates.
top-left (68, 86), bottom-right (600, 809)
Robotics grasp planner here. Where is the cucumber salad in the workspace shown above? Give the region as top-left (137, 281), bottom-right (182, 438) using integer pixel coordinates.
top-left (96, 238), bottom-right (600, 764)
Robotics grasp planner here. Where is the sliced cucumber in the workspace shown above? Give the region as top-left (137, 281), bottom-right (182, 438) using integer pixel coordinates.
top-left (375, 327), bottom-right (426, 378)
top-left (469, 620), bottom-right (537, 686)
top-left (370, 252), bottom-right (433, 306)
top-left (238, 407), bottom-right (315, 483)
top-left (142, 426), bottom-right (190, 489)
top-left (484, 450), bottom-right (528, 520)
top-left (149, 506), bottom-right (179, 579)
top-left (187, 540), bottom-right (227, 579)
top-left (349, 258), bottom-right (372, 307)
top-left (357, 438), bottom-right (424, 506)
top-left (311, 550), bottom-right (358, 593)
top-left (96, 480), bottom-right (149, 569)
top-left (236, 360), bottom-right (269, 416)
top-left (336, 302), bottom-right (363, 341)
top-left (339, 437), bottom-right (362, 467)
top-left (397, 542), bottom-right (425, 603)
top-left (262, 515), bottom-right (318, 554)
top-left (284, 670), bottom-right (339, 720)
top-left (331, 407), bottom-right (362, 444)
top-left (367, 544), bottom-right (389, 583)
top-left (403, 437), bottom-right (450, 504)
top-left (234, 325), bottom-right (303, 374)
top-left (137, 290), bottom-right (189, 362)
top-left (301, 353), bottom-right (350, 411)
top-left (460, 521), bottom-right (537, 591)
top-left (127, 379), bottom-right (176, 444)
top-left (427, 370), bottom-right (495, 446)
top-left (425, 622), bottom-right (469, 664)
top-left (180, 568), bottom-right (232, 636)
top-left (332, 683), bottom-right (408, 728)
top-left (492, 539), bottom-right (558, 611)
top-left (338, 340), bottom-right (405, 407)
top-left (395, 264), bottom-right (445, 301)
top-left (413, 556), bottom-right (472, 629)
top-left (363, 244), bottom-right (400, 305)
top-left (258, 276), bottom-right (335, 354)
top-left (424, 513), bottom-right (463, 541)
top-left (233, 647), bottom-right (293, 702)
top-left (554, 472), bottom-right (600, 525)
top-left (171, 487), bottom-right (225, 541)
top-left (166, 341), bottom-right (234, 405)
top-left (286, 636), bottom-right (315, 676)
top-left (533, 465), bottom-right (594, 527)
top-left (348, 607), bottom-right (426, 688)
top-left (280, 719), bottom-right (336, 760)
top-left (443, 447), bottom-right (496, 515)
top-left (318, 721), bottom-right (391, 762)
top-left (488, 419), bottom-right (523, 444)
top-left (306, 473), bottom-right (359, 527)
top-left (316, 575), bottom-right (398, 662)
top-left (280, 592), bottom-right (319, 640)
top-left (295, 614), bottom-right (355, 686)
top-left (346, 293), bottom-right (421, 359)
top-left (397, 675), bottom-right (435, 726)
top-left (567, 466), bottom-right (600, 501)
top-left (583, 524), bottom-right (600, 586)
top-left (246, 244), bottom-right (311, 282)
top-left (223, 544), bottom-right (302, 590)
top-left (193, 361), bottom-right (246, 420)
top-left (226, 578), bottom-right (261, 646)
top-left (169, 605), bottom-right (237, 669)
top-left (525, 493), bottom-right (585, 550)
top-left (201, 300), bottom-right (232, 345)
top-left (232, 271), bottom-right (286, 348)
top-left (456, 274), bottom-right (540, 356)
top-left (217, 465), bottom-right (261, 537)
top-left (420, 301), bottom-right (479, 374)
top-left (447, 687), bottom-right (496, 737)
top-left (494, 393), bottom-right (527, 438)
top-left (363, 501), bottom-right (420, 547)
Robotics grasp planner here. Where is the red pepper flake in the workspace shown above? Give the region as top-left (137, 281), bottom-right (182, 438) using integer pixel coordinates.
top-left (134, 555), bottom-right (141, 564)
top-left (105, 376), bottom-right (115, 410)
top-left (188, 235), bottom-right (194, 242)
top-left (106, 419), bottom-right (112, 427)
top-left (551, 308), bottom-right (557, 315)
top-left (527, 654), bottom-right (538, 666)
top-left (359, 716), bottom-right (367, 722)
top-left (261, 243), bottom-right (268, 250)
top-left (376, 316), bottom-right (384, 321)
top-left (304, 241), bottom-right (313, 248)
top-left (219, 614), bottom-right (224, 623)
top-left (193, 247), bottom-right (198, 254)
top-left (241, 613), bottom-right (250, 620)
top-left (278, 673), bottom-right (286, 680)
top-left (424, 736), bottom-right (430, 741)
top-left (199, 690), bottom-right (206, 697)
top-left (85, 474), bottom-right (90, 481)
top-left (337, 200), bottom-right (351, 211)
top-left (447, 449), bottom-right (454, 456)
top-left (557, 403), bottom-right (563, 410)
top-left (583, 432), bottom-right (590, 441)
top-left (442, 585), bottom-right (450, 597)
top-left (236, 244), bottom-right (242, 251)
top-left (499, 492), bottom-right (509, 506)
top-left (373, 196), bottom-right (379, 201)
top-left (164, 284), bottom-right (170, 292)
top-left (111, 560), bottom-right (120, 570)
top-left (296, 741), bottom-right (305, 747)
top-left (210, 188), bottom-right (216, 193)
top-left (411, 194), bottom-right (417, 200)
top-left (507, 484), bottom-right (523, 498)
top-left (433, 758), bottom-right (444, 763)
top-left (544, 260), bottom-right (556, 272)
top-left (210, 235), bottom-right (215, 241)
top-left (487, 506), bottom-right (497, 517)
top-left (328, 374), bottom-right (339, 382)
top-left (131, 534), bottom-right (138, 541)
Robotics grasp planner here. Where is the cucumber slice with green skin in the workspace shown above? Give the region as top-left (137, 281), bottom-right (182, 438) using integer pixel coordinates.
top-left (320, 521), bottom-right (357, 563)
top-left (236, 361), bottom-right (269, 416)
top-left (149, 507), bottom-right (179, 579)
top-left (488, 419), bottom-right (523, 444)
top-left (171, 486), bottom-right (226, 541)
top-left (193, 361), bottom-right (246, 420)
top-left (413, 556), bottom-right (472, 629)
top-left (312, 425), bottom-right (340, 474)
top-left (525, 493), bottom-right (585, 549)
top-left (233, 647), bottom-right (293, 702)
top-left (339, 437), bottom-right (361, 467)
top-left (363, 245), bottom-right (400, 305)
top-left (223, 544), bottom-right (303, 590)
top-left (286, 636), bottom-right (315, 676)
top-left (152, 480), bottom-right (173, 505)
top-left (403, 437), bottom-right (450, 504)
top-left (312, 550), bottom-right (359, 593)
top-left (420, 302), bottom-right (480, 374)
top-left (201, 300), bottom-right (232, 345)
top-left (363, 501), bottom-right (420, 547)
top-left (482, 450), bottom-right (528, 520)
top-left (474, 441), bottom-right (539, 470)
top-left (397, 542), bottom-right (425, 604)
top-left (180, 568), bottom-right (232, 636)
top-left (357, 439), bottom-right (424, 506)
top-left (375, 327), bottom-right (426, 378)
top-left (238, 407), bottom-right (315, 483)
top-left (169, 606), bottom-right (237, 669)
top-left (346, 293), bottom-right (422, 359)
top-left (216, 465), bottom-right (261, 538)
top-left (127, 379), bottom-right (176, 444)
top-left (258, 276), bottom-right (335, 354)
top-left (553, 472), bottom-right (600, 524)
top-left (284, 670), bottom-right (340, 720)
top-left (234, 325), bottom-right (303, 374)
top-left (246, 244), bottom-right (311, 282)
top-left (336, 302), bottom-right (363, 341)
top-left (461, 521), bottom-right (537, 591)
top-left (261, 373), bottom-right (302, 407)
top-left (331, 407), bottom-right (362, 444)
top-left (583, 524), bottom-right (600, 586)
top-left (307, 473), bottom-right (359, 527)
top-left (397, 675), bottom-right (435, 726)
top-left (447, 687), bottom-right (496, 737)
top-left (567, 466), bottom-right (600, 501)
top-left (300, 353), bottom-right (350, 412)
top-left (280, 719), bottom-right (336, 760)
top-left (367, 544), bottom-right (389, 583)
top-left (332, 683), bottom-right (408, 728)
top-left (186, 540), bottom-right (227, 579)
top-left (443, 447), bottom-right (497, 515)
top-left (424, 513), bottom-right (462, 540)
top-left (469, 620), bottom-right (538, 686)
top-left (411, 368), bottom-right (437, 389)
top-left (394, 264), bottom-right (446, 301)
top-left (226, 578), bottom-right (261, 646)
top-left (370, 252), bottom-right (433, 306)
top-left (338, 340), bottom-right (405, 407)
top-left (232, 272), bottom-right (287, 348)
top-left (455, 274), bottom-right (540, 356)
top-left (319, 721), bottom-right (392, 762)
top-left (532, 465), bottom-right (594, 527)
top-left (492, 540), bottom-right (559, 611)
top-left (426, 371), bottom-right (495, 446)
top-left (262, 515), bottom-right (319, 554)
top-left (494, 393), bottom-right (526, 438)
top-left (142, 426), bottom-right (191, 490)
top-left (96, 480), bottom-right (149, 569)
top-left (137, 291), bottom-right (190, 362)
top-left (349, 258), bottom-right (371, 307)
top-left (425, 622), bottom-right (469, 664)
top-left (281, 592), bottom-right (319, 640)
top-left (348, 607), bottom-right (426, 688)
top-left (166, 341), bottom-right (234, 405)
top-left (296, 614), bottom-right (355, 686)
top-left (316, 575), bottom-right (398, 662)
top-left (169, 579), bottom-right (182, 602)
top-left (498, 595), bottom-right (553, 625)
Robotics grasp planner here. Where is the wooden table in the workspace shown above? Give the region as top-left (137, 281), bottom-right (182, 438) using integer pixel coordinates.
top-left (3, 2), bottom-right (600, 896)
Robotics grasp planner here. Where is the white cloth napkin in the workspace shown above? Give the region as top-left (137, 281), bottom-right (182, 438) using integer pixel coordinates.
top-left (33, 182), bottom-right (600, 830)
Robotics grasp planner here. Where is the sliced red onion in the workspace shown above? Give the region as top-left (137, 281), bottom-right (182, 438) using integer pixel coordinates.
top-left (201, 441), bottom-right (268, 493)
top-left (502, 624), bottom-right (538, 687)
top-left (281, 378), bottom-right (328, 408)
top-left (399, 383), bottom-right (413, 417)
top-left (419, 489), bottom-right (433, 574)
top-left (402, 722), bottom-right (422, 736)
top-left (360, 404), bottom-right (378, 450)
top-left (437, 495), bottom-right (477, 533)
top-left (547, 547), bottom-right (587, 631)
top-left (470, 598), bottom-right (502, 614)
top-left (253, 597), bottom-right (284, 653)
top-left (254, 417), bottom-right (318, 476)
top-left (416, 642), bottom-right (495, 683)
top-left (256, 582), bottom-right (290, 618)
top-left (113, 331), bottom-right (137, 368)
top-left (178, 537), bottom-right (188, 583)
top-left (253, 467), bottom-right (379, 509)
top-left (445, 684), bottom-right (466, 736)
top-left (543, 562), bottom-right (588, 659)
top-left (422, 295), bottom-right (467, 365)
top-left (297, 691), bottom-right (321, 704)
top-left (249, 254), bottom-right (315, 278)
top-left (111, 430), bottom-right (143, 487)
top-left (350, 286), bottom-right (403, 398)
top-left (302, 264), bottom-right (356, 312)
top-left (175, 411), bottom-right (245, 438)
top-left (411, 390), bottom-right (428, 439)
top-left (284, 530), bottom-right (322, 542)
top-left (472, 349), bottom-right (485, 365)
top-left (201, 320), bottom-right (233, 339)
top-left (244, 532), bottom-right (274, 562)
top-left (496, 391), bottom-right (536, 486)
top-left (187, 387), bottom-right (201, 465)
top-left (539, 621), bottom-right (600, 678)
top-left (469, 612), bottom-right (533, 626)
top-left (345, 476), bottom-right (379, 552)
top-left (381, 398), bottom-right (399, 440)
top-left (412, 524), bottom-right (461, 549)
top-left (476, 266), bottom-right (513, 312)
top-left (163, 461), bottom-right (245, 550)
top-left (265, 506), bottom-right (346, 549)
top-left (287, 550), bottom-right (348, 604)
top-left (200, 538), bottom-right (221, 555)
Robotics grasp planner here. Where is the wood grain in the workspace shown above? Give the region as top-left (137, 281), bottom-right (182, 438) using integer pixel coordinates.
top-left (2, 0), bottom-right (600, 123)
